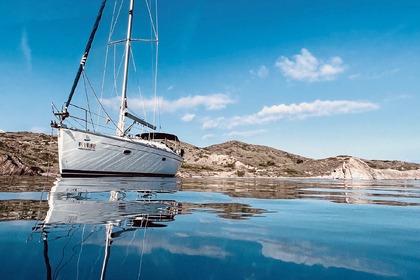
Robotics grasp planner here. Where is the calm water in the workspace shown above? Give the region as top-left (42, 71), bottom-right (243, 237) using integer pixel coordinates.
top-left (1, 176), bottom-right (420, 280)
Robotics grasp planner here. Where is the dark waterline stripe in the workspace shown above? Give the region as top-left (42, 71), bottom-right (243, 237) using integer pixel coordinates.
top-left (61, 169), bottom-right (176, 178)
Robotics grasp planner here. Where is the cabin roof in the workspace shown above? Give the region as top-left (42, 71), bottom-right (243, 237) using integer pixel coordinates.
top-left (137, 132), bottom-right (180, 142)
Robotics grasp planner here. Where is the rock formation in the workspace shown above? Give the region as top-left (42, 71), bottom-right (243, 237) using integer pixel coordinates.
top-left (329, 157), bottom-right (420, 180)
top-left (0, 132), bottom-right (58, 176)
top-left (0, 154), bottom-right (39, 176)
top-left (1, 132), bottom-right (419, 179)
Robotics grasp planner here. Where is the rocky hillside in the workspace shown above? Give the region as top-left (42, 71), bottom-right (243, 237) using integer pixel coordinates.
top-left (0, 132), bottom-right (58, 176)
top-left (1, 132), bottom-right (420, 179)
top-left (180, 140), bottom-right (420, 179)
top-left (181, 140), bottom-right (309, 177)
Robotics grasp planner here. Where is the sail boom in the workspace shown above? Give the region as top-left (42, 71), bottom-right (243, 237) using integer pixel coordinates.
top-left (125, 112), bottom-right (156, 130)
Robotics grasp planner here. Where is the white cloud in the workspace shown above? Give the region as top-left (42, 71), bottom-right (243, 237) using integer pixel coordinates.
top-left (223, 129), bottom-right (266, 137)
top-left (249, 65), bottom-right (270, 79)
top-left (20, 29), bottom-right (32, 72)
top-left (348, 73), bottom-right (362, 80)
top-left (201, 100), bottom-right (379, 129)
top-left (102, 93), bottom-right (235, 113)
top-left (350, 68), bottom-right (401, 81)
top-left (181, 113), bottom-right (196, 122)
top-left (275, 48), bottom-right (344, 82)
top-left (260, 240), bottom-right (396, 276)
top-left (258, 65), bottom-right (269, 78)
top-left (258, 99), bottom-right (378, 119)
top-left (202, 117), bottom-right (226, 129)
top-left (202, 134), bottom-right (215, 140)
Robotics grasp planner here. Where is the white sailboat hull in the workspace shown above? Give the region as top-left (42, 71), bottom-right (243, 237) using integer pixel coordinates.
top-left (58, 127), bottom-right (183, 177)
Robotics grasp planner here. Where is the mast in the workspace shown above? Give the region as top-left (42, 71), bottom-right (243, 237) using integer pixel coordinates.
top-left (116, 0), bottom-right (135, 136)
top-left (42, 233), bottom-right (52, 280)
top-left (100, 224), bottom-right (113, 280)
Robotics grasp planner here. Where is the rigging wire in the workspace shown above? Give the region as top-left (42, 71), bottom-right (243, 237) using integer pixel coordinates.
top-left (153, 0), bottom-right (162, 131)
top-left (120, 0), bottom-right (160, 135)
top-left (145, 0), bottom-right (158, 39)
top-left (98, 0), bottom-right (125, 129)
top-left (137, 217), bottom-right (149, 280)
top-left (66, 104), bottom-right (116, 134)
top-left (65, 0), bottom-right (164, 135)
top-left (64, 114), bottom-right (86, 130)
top-left (143, 0), bottom-right (161, 130)
top-left (121, 218), bottom-right (138, 267)
top-left (108, 1), bottom-right (126, 94)
top-left (82, 71), bottom-right (96, 131)
top-left (146, 0), bottom-right (161, 131)
top-left (128, 48), bottom-right (148, 126)
top-left (83, 71), bottom-right (120, 131)
top-left (137, 189), bottom-right (153, 280)
top-left (53, 226), bottom-right (78, 280)
top-left (108, 0), bottom-right (125, 42)
top-left (54, 225), bottom-right (99, 280)
top-left (90, 231), bottom-right (105, 279)
top-left (76, 225), bottom-right (87, 280)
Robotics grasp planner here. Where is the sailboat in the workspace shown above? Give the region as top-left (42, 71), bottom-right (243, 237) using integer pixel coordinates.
top-left (51, 0), bottom-right (183, 177)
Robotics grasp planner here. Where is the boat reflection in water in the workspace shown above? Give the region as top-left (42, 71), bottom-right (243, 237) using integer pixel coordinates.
top-left (36, 177), bottom-right (181, 280)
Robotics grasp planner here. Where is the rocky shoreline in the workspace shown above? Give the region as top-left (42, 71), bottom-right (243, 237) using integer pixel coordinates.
top-left (1, 131), bottom-right (420, 180)
top-left (0, 132), bottom-right (58, 176)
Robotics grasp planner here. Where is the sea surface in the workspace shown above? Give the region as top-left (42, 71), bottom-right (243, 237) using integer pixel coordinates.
top-left (0, 176), bottom-right (419, 280)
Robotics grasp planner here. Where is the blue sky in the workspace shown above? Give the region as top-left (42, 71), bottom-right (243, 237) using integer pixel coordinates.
top-left (1, 0), bottom-right (420, 162)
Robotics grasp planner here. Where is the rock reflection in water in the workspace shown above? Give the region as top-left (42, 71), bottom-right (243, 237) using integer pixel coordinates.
top-left (0, 199), bottom-right (49, 221)
top-left (0, 176), bottom-right (53, 221)
top-left (182, 202), bottom-right (270, 220)
top-left (180, 178), bottom-right (420, 206)
top-left (0, 175), bottom-right (55, 192)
